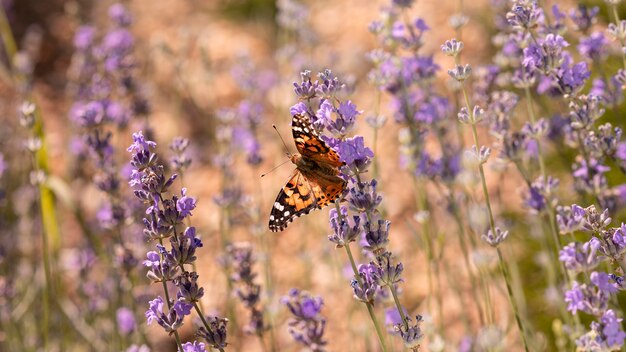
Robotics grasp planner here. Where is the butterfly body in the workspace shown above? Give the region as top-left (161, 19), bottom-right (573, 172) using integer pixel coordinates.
top-left (268, 114), bottom-right (346, 232)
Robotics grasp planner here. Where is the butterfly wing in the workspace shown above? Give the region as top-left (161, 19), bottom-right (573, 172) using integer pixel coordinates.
top-left (291, 113), bottom-right (343, 167)
top-left (268, 170), bottom-right (318, 232)
top-left (268, 168), bottom-right (346, 232)
top-left (302, 168), bottom-right (346, 209)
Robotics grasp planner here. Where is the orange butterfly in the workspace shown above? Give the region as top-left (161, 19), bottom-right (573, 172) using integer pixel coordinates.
top-left (268, 114), bottom-right (346, 232)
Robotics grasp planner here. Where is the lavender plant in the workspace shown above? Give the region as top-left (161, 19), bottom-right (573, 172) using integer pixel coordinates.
top-left (5, 0), bottom-right (626, 350)
top-left (282, 288), bottom-right (327, 351)
top-left (225, 243), bottom-right (269, 345)
top-left (289, 69), bottom-right (423, 350)
top-left (128, 131), bottom-right (227, 351)
top-left (368, 1), bottom-right (485, 336)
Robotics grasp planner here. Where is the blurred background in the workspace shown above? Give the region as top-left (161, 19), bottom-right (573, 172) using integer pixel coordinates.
top-left (2, 0), bottom-right (626, 351)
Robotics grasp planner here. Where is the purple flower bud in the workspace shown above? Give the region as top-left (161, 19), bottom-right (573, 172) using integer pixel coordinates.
top-left (328, 206), bottom-right (360, 247)
top-left (395, 315), bottom-right (424, 349)
top-left (482, 227), bottom-right (509, 247)
top-left (374, 251), bottom-right (404, 286)
top-left (506, 1), bottom-right (543, 31)
top-left (362, 220), bottom-right (390, 255)
top-left (145, 296), bottom-right (186, 333)
top-left (281, 289), bottom-right (327, 351)
top-left (441, 39), bottom-right (464, 57)
top-left (448, 64), bottom-right (472, 81)
top-left (351, 263), bottom-right (380, 303)
top-left (293, 70), bottom-right (318, 100)
top-left (196, 316), bottom-right (229, 349)
top-left (171, 227), bottom-right (203, 266)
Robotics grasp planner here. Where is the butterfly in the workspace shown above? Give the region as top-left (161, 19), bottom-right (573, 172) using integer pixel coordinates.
top-left (268, 113), bottom-right (347, 232)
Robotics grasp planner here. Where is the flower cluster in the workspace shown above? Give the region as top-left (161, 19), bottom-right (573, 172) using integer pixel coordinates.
top-left (281, 289), bottom-right (327, 352)
top-left (225, 242), bottom-right (266, 335)
top-left (128, 131), bottom-right (227, 349)
top-left (291, 67), bottom-right (421, 349)
top-left (68, 3), bottom-right (149, 234)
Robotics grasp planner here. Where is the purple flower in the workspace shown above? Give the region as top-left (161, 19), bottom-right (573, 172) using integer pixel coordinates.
top-left (144, 247), bottom-right (179, 282)
top-left (290, 102), bottom-right (309, 116)
top-left (182, 342), bottom-right (206, 352)
top-left (225, 243), bottom-right (266, 335)
top-left (328, 206), bottom-right (360, 248)
top-left (127, 131), bottom-right (156, 153)
top-left (281, 289), bottom-right (327, 351)
top-left (590, 271), bottom-right (619, 294)
top-left (395, 315), bottom-right (424, 349)
top-left (108, 3), bottom-right (132, 26)
top-left (176, 188), bottom-right (196, 218)
top-left (74, 25), bottom-right (96, 50)
top-left (325, 100), bottom-right (359, 137)
top-left (569, 5), bottom-right (599, 32)
top-left (282, 288), bottom-right (324, 320)
top-left (145, 296), bottom-right (186, 333)
top-left (116, 307), bottom-right (136, 335)
top-left (556, 204), bottom-right (586, 234)
top-left (348, 179), bottom-right (382, 214)
top-left (373, 251), bottom-right (404, 286)
top-left (175, 271), bottom-right (204, 303)
top-left (170, 226), bottom-right (203, 266)
top-left (559, 241), bottom-right (601, 273)
top-left (169, 136), bottom-right (192, 172)
top-left (351, 263), bottom-right (380, 303)
top-left (314, 99), bottom-right (333, 131)
top-left (577, 310), bottom-right (626, 350)
top-left (601, 310), bottom-right (626, 348)
top-left (578, 32), bottom-right (608, 60)
top-left (506, 1), bottom-right (543, 31)
top-left (196, 316), bottom-right (229, 349)
top-left (72, 101), bottom-right (106, 127)
top-left (564, 281), bottom-right (609, 315)
top-left (293, 70), bottom-right (318, 99)
top-left (338, 136), bottom-right (374, 173)
top-left (362, 220), bottom-right (390, 255)
top-left (385, 306), bottom-right (409, 333)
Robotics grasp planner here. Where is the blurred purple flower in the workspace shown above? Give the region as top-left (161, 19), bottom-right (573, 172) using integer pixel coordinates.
top-left (182, 342), bottom-right (206, 352)
top-left (282, 288), bottom-right (327, 351)
top-left (117, 307), bottom-right (136, 335)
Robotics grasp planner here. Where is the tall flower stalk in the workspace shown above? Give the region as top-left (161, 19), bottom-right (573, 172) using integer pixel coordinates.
top-left (447, 41), bottom-right (530, 350)
top-left (128, 131), bottom-right (228, 351)
top-left (290, 69), bottom-right (424, 350)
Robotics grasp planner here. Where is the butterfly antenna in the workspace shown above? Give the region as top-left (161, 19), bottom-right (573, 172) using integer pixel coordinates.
top-left (260, 159), bottom-right (291, 178)
top-left (272, 124), bottom-right (291, 157)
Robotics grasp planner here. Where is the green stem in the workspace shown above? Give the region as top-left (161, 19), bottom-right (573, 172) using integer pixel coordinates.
top-left (157, 238), bottom-right (184, 351)
top-left (388, 284), bottom-right (409, 330)
top-left (341, 217), bottom-right (388, 352)
top-left (460, 85), bottom-right (530, 350)
top-left (448, 194), bottom-right (485, 327)
top-left (497, 248), bottom-right (530, 352)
